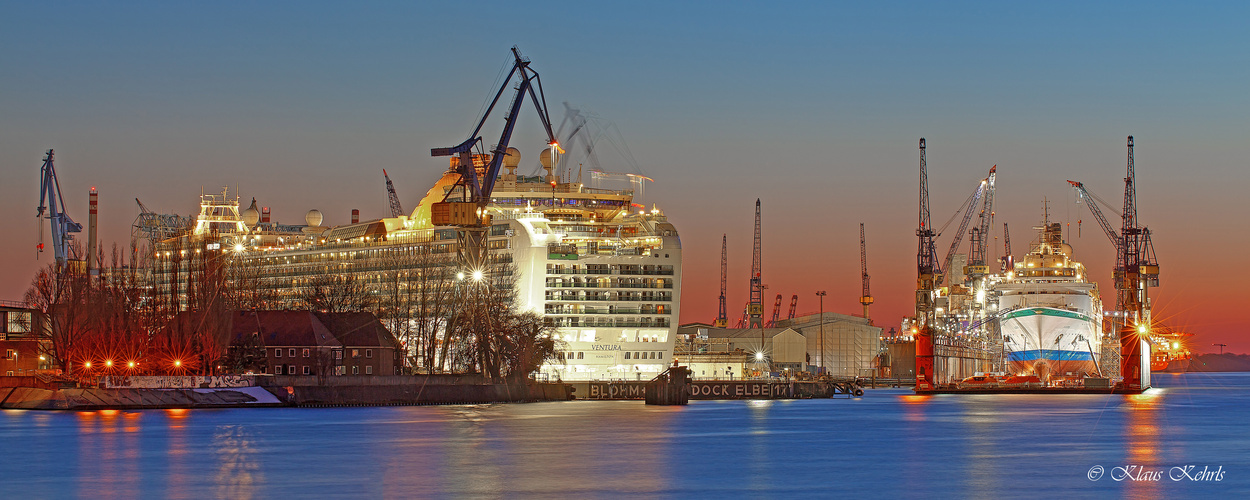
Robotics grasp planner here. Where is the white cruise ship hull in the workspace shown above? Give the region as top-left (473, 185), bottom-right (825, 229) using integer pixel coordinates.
top-left (1001, 307), bottom-right (1101, 378)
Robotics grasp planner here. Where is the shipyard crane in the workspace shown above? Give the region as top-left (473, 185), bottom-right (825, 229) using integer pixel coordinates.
top-left (431, 46), bottom-right (561, 272)
top-left (915, 138), bottom-right (941, 320)
top-left (735, 303), bottom-right (748, 329)
top-left (787, 295), bottom-right (798, 320)
top-left (915, 138), bottom-right (940, 391)
top-left (747, 199), bottom-right (764, 329)
top-left (1067, 180), bottom-right (1121, 254)
top-left (859, 223), bottom-right (873, 323)
top-left (967, 166), bottom-right (997, 276)
top-left (767, 294), bottom-right (783, 328)
top-left (36, 149), bottom-right (83, 270)
top-left (714, 234), bottom-right (728, 327)
top-left (1001, 222), bottom-right (1013, 271)
top-left (383, 169), bottom-right (405, 217)
top-left (1118, 136), bottom-right (1160, 391)
top-left (940, 169), bottom-right (989, 285)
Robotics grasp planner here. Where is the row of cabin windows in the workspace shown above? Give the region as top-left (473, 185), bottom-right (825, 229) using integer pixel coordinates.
top-left (273, 348), bottom-right (372, 358)
top-left (275, 364), bottom-right (373, 375)
top-left (559, 351), bottom-right (663, 361)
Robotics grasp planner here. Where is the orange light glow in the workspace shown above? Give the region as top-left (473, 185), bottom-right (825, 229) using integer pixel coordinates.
top-left (127, 361), bottom-right (136, 369)
top-left (173, 360), bottom-right (182, 367)
top-left (84, 361), bottom-right (92, 369)
top-left (105, 360), bottom-right (114, 367)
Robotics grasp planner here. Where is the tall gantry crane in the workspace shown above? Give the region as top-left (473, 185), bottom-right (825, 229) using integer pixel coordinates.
top-left (383, 169), bottom-right (404, 217)
top-left (1118, 136), bottom-right (1160, 390)
top-left (714, 234), bottom-right (728, 327)
top-left (36, 149), bottom-right (82, 270)
top-left (1001, 222), bottom-right (1013, 271)
top-left (747, 199), bottom-right (764, 329)
top-left (915, 138), bottom-right (940, 390)
top-left (431, 47), bottom-right (561, 273)
top-left (859, 223), bottom-right (873, 323)
top-left (967, 166), bottom-right (997, 277)
top-left (787, 295), bottom-right (798, 320)
top-left (915, 138), bottom-right (941, 321)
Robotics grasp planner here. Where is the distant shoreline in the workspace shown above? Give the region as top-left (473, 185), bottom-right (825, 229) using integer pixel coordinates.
top-left (1188, 353), bottom-right (1250, 372)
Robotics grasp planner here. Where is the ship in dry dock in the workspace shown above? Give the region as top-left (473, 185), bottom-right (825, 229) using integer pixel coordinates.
top-left (996, 221), bottom-right (1104, 382)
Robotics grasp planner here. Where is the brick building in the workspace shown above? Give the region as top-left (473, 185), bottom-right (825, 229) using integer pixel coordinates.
top-left (229, 311), bottom-right (401, 376)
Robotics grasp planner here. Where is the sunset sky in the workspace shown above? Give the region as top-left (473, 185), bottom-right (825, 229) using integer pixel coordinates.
top-left (2, 2), bottom-right (1247, 351)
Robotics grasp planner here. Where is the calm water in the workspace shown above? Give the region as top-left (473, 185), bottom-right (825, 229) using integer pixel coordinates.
top-left (2, 373), bottom-right (1247, 499)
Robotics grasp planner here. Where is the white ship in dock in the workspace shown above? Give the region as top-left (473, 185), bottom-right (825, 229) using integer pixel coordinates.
top-left (151, 149), bottom-right (680, 382)
top-left (996, 221), bottom-right (1103, 381)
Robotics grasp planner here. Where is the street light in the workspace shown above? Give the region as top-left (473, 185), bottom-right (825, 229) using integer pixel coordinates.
top-left (816, 291), bottom-right (826, 376)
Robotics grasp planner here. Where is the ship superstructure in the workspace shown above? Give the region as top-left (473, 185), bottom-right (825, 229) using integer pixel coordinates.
top-left (996, 221), bottom-right (1103, 381)
top-left (149, 149), bottom-right (680, 382)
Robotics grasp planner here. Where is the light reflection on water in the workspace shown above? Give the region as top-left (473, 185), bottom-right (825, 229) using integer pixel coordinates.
top-left (0, 374), bottom-right (1247, 498)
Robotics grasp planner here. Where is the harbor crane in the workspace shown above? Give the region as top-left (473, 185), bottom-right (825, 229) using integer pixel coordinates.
top-left (383, 169), bottom-right (404, 217)
top-left (767, 294), bottom-right (783, 328)
top-left (967, 166), bottom-right (997, 277)
top-left (715, 234), bottom-right (728, 327)
top-left (36, 149), bottom-right (82, 270)
top-left (747, 199), bottom-right (764, 329)
top-left (787, 295), bottom-right (798, 320)
top-left (915, 138), bottom-right (940, 390)
top-left (859, 223), bottom-right (873, 323)
top-left (431, 46), bottom-right (561, 273)
top-left (1001, 222), bottom-right (1012, 271)
top-left (939, 167), bottom-right (991, 285)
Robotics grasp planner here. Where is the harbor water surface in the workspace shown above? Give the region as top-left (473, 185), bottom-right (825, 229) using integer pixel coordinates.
top-left (2, 373), bottom-right (1247, 498)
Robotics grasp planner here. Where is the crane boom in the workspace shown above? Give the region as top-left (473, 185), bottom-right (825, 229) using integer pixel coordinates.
top-left (383, 169), bottom-right (404, 217)
top-left (1001, 222), bottom-right (1013, 271)
top-left (969, 166), bottom-right (997, 270)
top-left (916, 138), bottom-right (941, 320)
top-left (36, 149), bottom-right (82, 269)
top-left (942, 172), bottom-right (988, 282)
top-left (430, 47), bottom-right (561, 272)
top-left (1067, 180), bottom-right (1120, 253)
top-left (768, 294), bottom-right (782, 327)
top-left (748, 199), bottom-right (763, 328)
top-left (787, 295), bottom-right (798, 320)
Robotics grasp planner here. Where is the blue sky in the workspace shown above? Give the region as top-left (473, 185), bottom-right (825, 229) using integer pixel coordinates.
top-left (3, 1), bottom-right (1247, 349)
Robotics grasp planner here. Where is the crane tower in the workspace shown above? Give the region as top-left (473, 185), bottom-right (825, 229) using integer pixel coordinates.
top-left (747, 199), bottom-right (764, 329)
top-left (859, 223), bottom-right (873, 323)
top-left (715, 234), bottom-right (728, 327)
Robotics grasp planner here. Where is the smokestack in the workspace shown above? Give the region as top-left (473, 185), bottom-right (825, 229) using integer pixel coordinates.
top-left (351, 209), bottom-right (360, 224)
top-left (88, 187), bottom-right (98, 276)
top-left (261, 207), bottom-right (271, 223)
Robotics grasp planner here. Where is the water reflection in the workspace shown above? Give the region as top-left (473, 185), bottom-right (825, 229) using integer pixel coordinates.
top-left (1124, 390), bottom-right (1162, 499)
top-left (213, 424), bottom-right (263, 500)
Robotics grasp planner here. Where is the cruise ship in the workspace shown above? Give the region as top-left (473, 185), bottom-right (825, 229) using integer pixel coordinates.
top-left (996, 221), bottom-right (1103, 381)
top-left (149, 149), bottom-right (681, 382)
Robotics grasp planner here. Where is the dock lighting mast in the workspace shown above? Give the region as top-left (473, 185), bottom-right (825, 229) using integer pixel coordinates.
top-left (748, 199), bottom-right (764, 329)
top-left (431, 46), bottom-right (561, 273)
top-left (859, 223), bottom-right (873, 323)
top-left (715, 234), bottom-right (728, 327)
top-left (383, 169), bottom-right (404, 217)
top-left (36, 149), bottom-right (83, 270)
top-left (915, 138), bottom-right (940, 390)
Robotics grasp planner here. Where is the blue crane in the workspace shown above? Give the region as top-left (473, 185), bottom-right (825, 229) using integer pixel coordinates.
top-left (431, 47), bottom-right (562, 272)
top-left (36, 149), bottom-right (82, 269)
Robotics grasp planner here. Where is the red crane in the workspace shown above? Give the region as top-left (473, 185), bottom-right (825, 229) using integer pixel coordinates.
top-left (715, 234), bottom-right (727, 327)
top-left (787, 295), bottom-right (798, 320)
top-left (767, 294), bottom-right (783, 327)
top-left (859, 223), bottom-right (873, 323)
